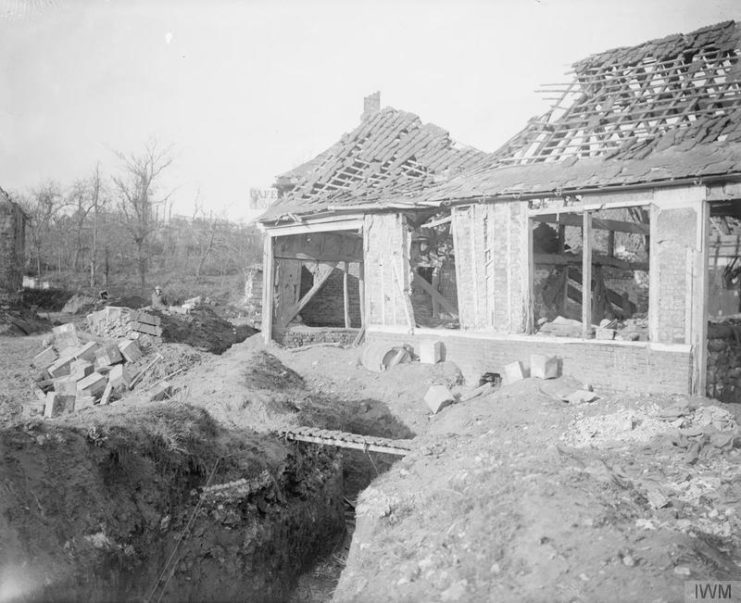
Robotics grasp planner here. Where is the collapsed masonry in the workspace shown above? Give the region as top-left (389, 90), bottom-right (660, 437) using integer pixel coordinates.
top-left (258, 22), bottom-right (741, 397)
top-left (33, 308), bottom-right (173, 417)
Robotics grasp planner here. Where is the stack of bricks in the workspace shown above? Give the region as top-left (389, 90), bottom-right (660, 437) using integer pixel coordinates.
top-left (133, 311), bottom-right (163, 342)
top-left (34, 323), bottom-right (143, 418)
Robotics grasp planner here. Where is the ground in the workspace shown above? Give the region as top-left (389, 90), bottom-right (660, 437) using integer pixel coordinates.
top-left (1, 312), bottom-right (740, 602)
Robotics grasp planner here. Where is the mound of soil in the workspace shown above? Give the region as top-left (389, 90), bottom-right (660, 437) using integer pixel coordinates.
top-left (20, 287), bottom-right (73, 311)
top-left (159, 306), bottom-right (258, 355)
top-left (0, 403), bottom-right (344, 602)
top-left (334, 380), bottom-right (741, 602)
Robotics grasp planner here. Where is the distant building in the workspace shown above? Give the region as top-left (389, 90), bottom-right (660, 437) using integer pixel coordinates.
top-left (0, 187), bottom-right (26, 301)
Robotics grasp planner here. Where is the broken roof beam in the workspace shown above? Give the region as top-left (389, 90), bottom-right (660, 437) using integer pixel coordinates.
top-left (532, 213), bottom-right (649, 235)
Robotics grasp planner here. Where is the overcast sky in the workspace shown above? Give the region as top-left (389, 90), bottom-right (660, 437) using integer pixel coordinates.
top-left (1, 0), bottom-right (739, 221)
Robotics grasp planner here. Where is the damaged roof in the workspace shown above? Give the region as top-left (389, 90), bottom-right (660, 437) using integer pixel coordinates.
top-left (492, 20), bottom-right (741, 166)
top-left (264, 21), bottom-right (741, 223)
top-left (260, 106), bottom-right (489, 223)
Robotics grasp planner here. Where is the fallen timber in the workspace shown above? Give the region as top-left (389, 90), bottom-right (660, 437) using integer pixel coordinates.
top-left (278, 426), bottom-right (414, 456)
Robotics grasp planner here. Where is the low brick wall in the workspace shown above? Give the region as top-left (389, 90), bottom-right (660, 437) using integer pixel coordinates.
top-left (278, 326), bottom-right (359, 348)
top-left (366, 329), bottom-right (692, 394)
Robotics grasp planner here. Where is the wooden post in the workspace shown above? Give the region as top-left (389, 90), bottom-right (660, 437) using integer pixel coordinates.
top-left (607, 230), bottom-right (615, 258)
top-left (358, 262), bottom-right (365, 327)
top-left (431, 269), bottom-right (440, 318)
top-left (582, 212), bottom-right (593, 338)
top-left (343, 261), bottom-right (351, 328)
top-left (558, 224), bottom-right (566, 253)
top-left (262, 235), bottom-right (275, 344)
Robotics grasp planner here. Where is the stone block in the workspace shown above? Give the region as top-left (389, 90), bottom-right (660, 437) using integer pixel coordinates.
top-left (44, 392), bottom-right (73, 418)
top-left (149, 381), bottom-right (173, 402)
top-left (134, 322), bottom-right (163, 336)
top-left (52, 323), bottom-right (79, 350)
top-left (136, 311), bottom-right (161, 326)
top-left (419, 341), bottom-right (443, 364)
top-left (530, 354), bottom-right (560, 380)
top-left (77, 372), bottom-right (107, 398)
top-left (100, 381), bottom-right (114, 405)
top-left (118, 339), bottom-right (143, 363)
top-left (504, 361), bottom-right (527, 384)
top-left (32, 346), bottom-right (58, 370)
top-left (108, 364), bottom-right (133, 390)
top-left (70, 359), bottom-right (94, 382)
top-left (95, 343), bottom-right (123, 368)
top-left (74, 341), bottom-right (100, 362)
top-left (424, 384), bottom-right (455, 414)
top-left (53, 376), bottom-right (79, 397)
top-left (48, 353), bottom-right (77, 378)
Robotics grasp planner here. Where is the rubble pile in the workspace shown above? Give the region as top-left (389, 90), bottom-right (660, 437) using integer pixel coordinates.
top-left (706, 318), bottom-right (741, 402)
top-left (31, 322), bottom-right (168, 418)
top-left (561, 398), bottom-right (739, 450)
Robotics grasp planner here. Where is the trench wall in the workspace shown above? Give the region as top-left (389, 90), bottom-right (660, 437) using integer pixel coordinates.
top-left (366, 330), bottom-right (692, 394)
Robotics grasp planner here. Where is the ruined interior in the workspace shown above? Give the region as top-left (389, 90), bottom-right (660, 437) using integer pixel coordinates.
top-left (532, 202), bottom-right (651, 340)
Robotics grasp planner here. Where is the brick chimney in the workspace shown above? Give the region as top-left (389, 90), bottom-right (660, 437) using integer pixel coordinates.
top-left (361, 91), bottom-right (381, 121)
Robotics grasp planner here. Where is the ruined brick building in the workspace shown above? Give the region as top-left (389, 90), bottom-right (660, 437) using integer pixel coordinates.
top-left (259, 21), bottom-right (741, 398)
top-left (0, 187), bottom-right (26, 300)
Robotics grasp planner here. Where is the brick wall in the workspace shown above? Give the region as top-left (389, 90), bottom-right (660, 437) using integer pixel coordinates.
top-left (366, 330), bottom-right (692, 394)
top-left (0, 200), bottom-right (25, 299)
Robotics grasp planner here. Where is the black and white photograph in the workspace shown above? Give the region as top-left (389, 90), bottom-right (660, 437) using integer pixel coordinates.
top-left (1, 0), bottom-right (741, 601)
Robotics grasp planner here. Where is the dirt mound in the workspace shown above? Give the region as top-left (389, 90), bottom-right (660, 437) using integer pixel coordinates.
top-left (334, 379), bottom-right (741, 602)
top-left (20, 287), bottom-right (73, 311)
top-left (0, 403), bottom-right (344, 602)
top-left (159, 306), bottom-right (257, 354)
top-left (60, 293), bottom-right (97, 314)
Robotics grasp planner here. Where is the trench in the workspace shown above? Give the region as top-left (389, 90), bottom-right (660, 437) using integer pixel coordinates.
top-left (0, 404), bottom-right (408, 603)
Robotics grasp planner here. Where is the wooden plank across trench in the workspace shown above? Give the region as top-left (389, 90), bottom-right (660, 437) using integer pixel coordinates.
top-left (279, 427), bottom-right (413, 456)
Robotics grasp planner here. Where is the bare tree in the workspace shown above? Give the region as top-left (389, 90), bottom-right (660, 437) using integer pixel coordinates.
top-left (15, 181), bottom-right (65, 276)
top-left (112, 140), bottom-right (174, 291)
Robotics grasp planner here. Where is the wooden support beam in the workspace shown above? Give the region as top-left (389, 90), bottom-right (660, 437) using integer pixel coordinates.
top-left (534, 252), bottom-right (649, 272)
top-left (343, 262), bottom-right (351, 328)
top-left (412, 272), bottom-right (457, 316)
top-left (421, 214), bottom-right (452, 229)
top-left (531, 213), bottom-right (649, 236)
top-left (278, 262), bottom-right (337, 328)
top-left (582, 212), bottom-right (592, 338)
top-left (392, 262), bottom-right (415, 332)
top-left (262, 236), bottom-right (275, 343)
top-left (273, 231), bottom-right (363, 263)
top-left (358, 261), bottom-right (365, 327)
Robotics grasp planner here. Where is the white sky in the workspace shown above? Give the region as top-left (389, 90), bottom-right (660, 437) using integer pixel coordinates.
top-left (1, 0), bottom-right (739, 221)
